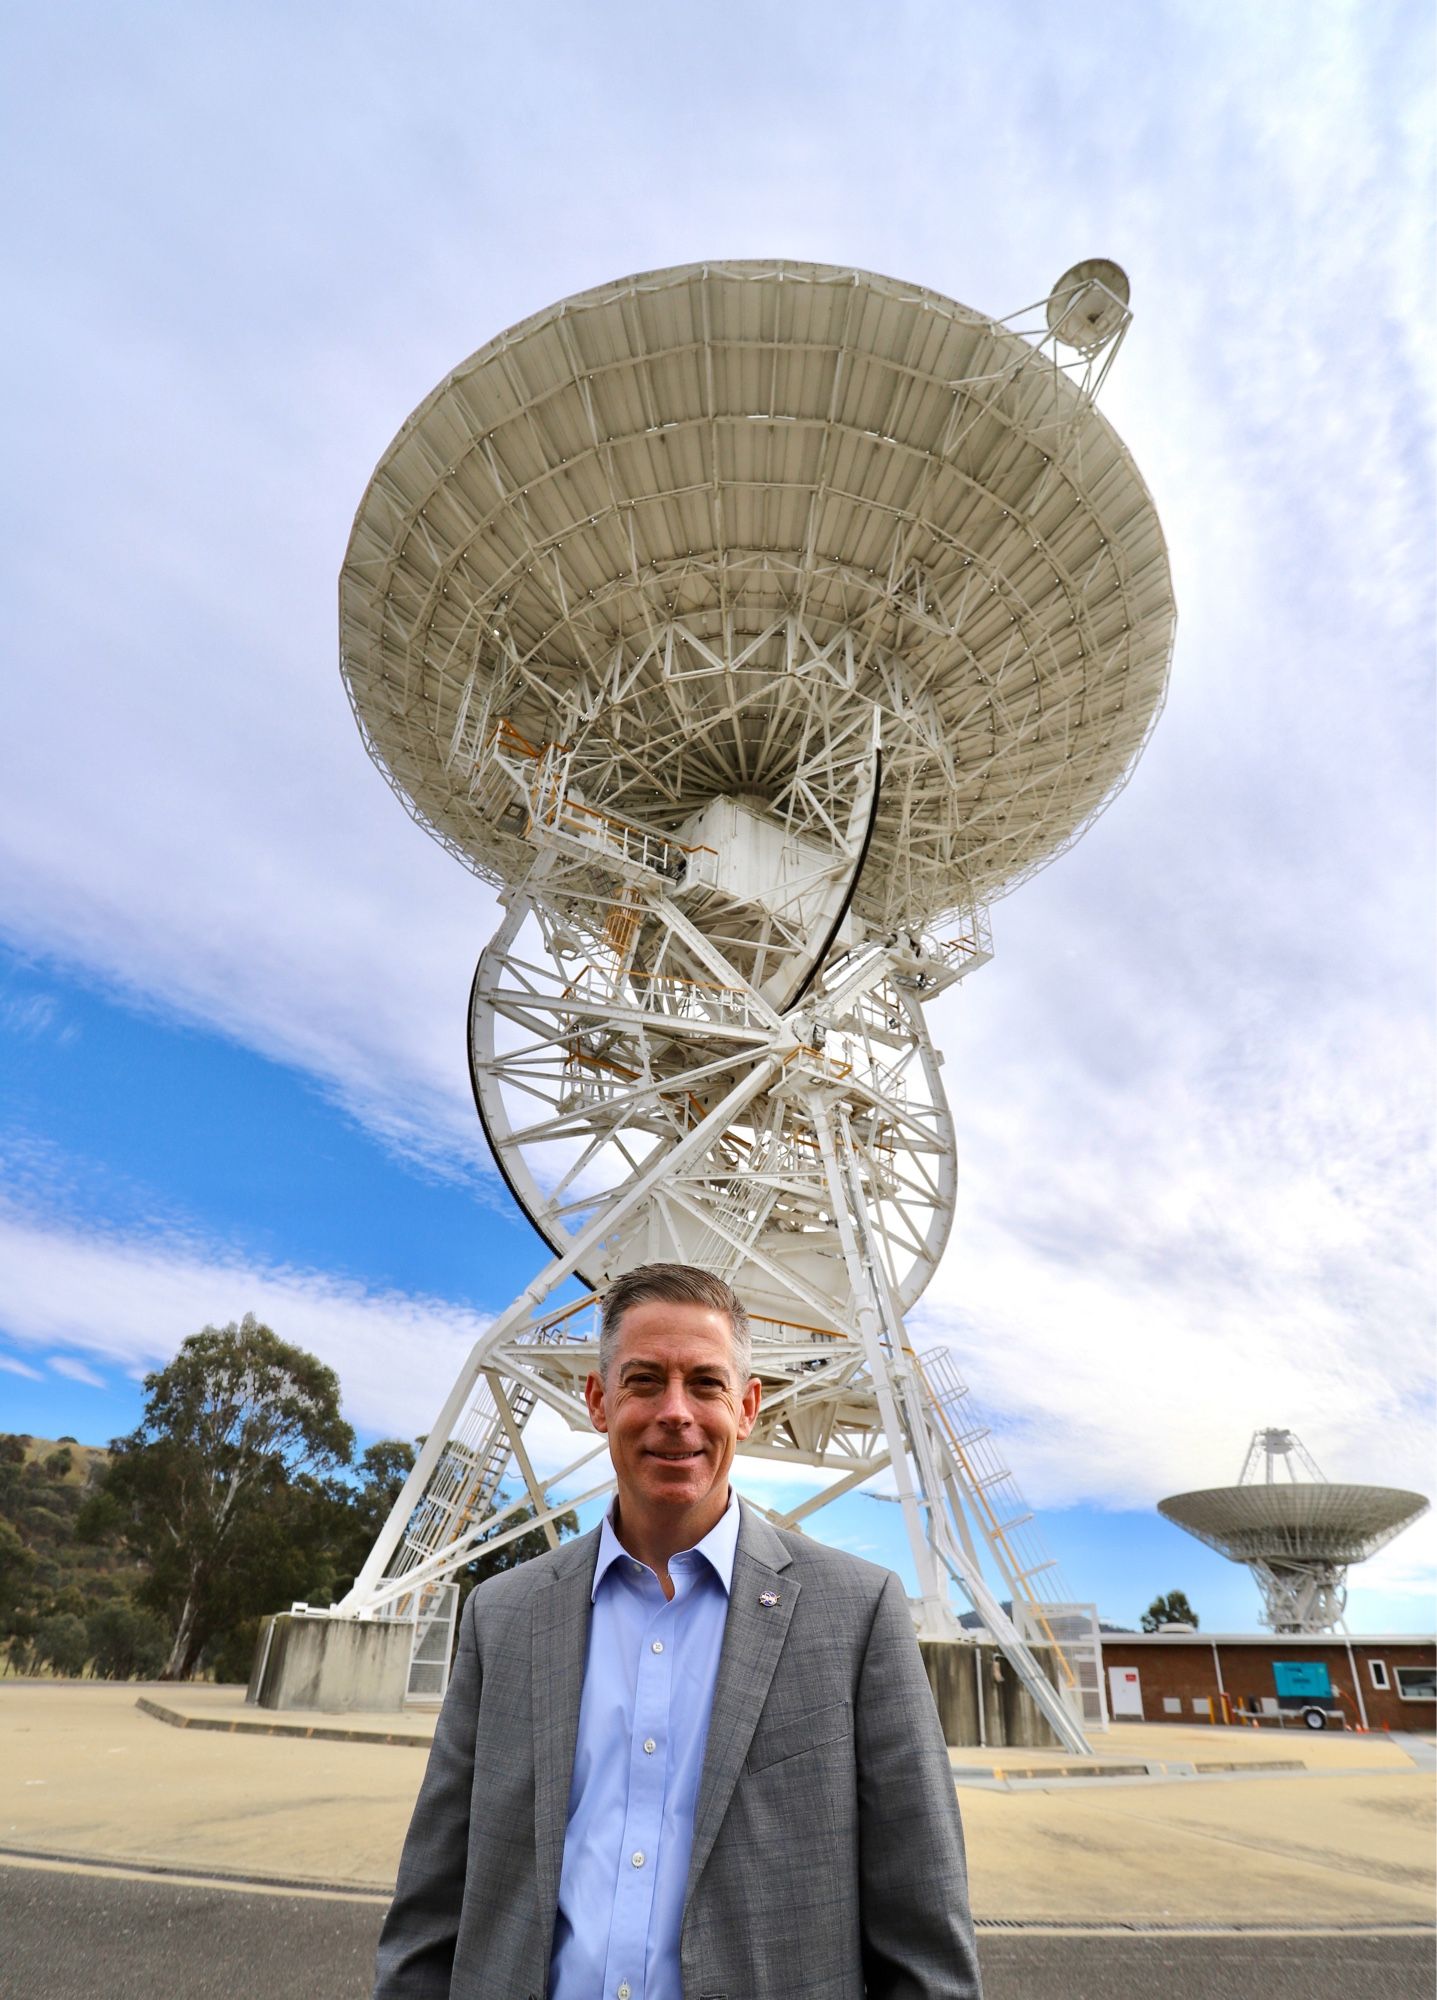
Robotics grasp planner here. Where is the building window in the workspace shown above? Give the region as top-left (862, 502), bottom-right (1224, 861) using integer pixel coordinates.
top-left (1163, 1697), bottom-right (1181, 1714)
top-left (1368, 1659), bottom-right (1390, 1691)
top-left (1394, 1666), bottom-right (1436, 1702)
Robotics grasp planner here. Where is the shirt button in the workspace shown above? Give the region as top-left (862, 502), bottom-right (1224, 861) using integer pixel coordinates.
top-left (631, 1850), bottom-right (645, 1867)
top-left (651, 1640), bottom-right (664, 1654)
top-left (643, 1737), bottom-right (657, 1754)
top-left (618, 1987), bottom-right (631, 2000)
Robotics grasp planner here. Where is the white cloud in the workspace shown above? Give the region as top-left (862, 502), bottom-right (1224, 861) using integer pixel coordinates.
top-left (0, 991), bottom-right (75, 1045)
top-left (910, 954), bottom-right (1434, 1511)
top-left (46, 1355), bottom-right (108, 1389)
top-left (3, 4), bottom-right (1424, 1179)
top-left (1350, 1511), bottom-right (1437, 1603)
top-left (0, 1354), bottom-right (44, 1381)
top-left (0, 1209), bottom-right (488, 1442)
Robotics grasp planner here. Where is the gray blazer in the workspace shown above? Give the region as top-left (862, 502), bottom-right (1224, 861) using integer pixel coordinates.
top-left (374, 1502), bottom-right (983, 1999)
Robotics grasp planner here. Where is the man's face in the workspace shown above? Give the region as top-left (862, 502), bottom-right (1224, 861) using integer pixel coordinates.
top-left (585, 1298), bottom-right (761, 1525)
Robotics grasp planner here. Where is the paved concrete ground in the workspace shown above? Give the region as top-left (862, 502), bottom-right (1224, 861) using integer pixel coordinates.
top-left (3, 1682), bottom-right (1433, 1928)
top-left (133, 1682), bottom-right (1419, 1771)
top-left (947, 1714), bottom-right (1420, 1779)
top-left (3, 1684), bottom-right (417, 1892)
top-left (2, 1863), bottom-right (1433, 2000)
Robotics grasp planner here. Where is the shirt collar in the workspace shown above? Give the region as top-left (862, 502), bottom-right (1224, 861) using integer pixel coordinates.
top-left (592, 1490), bottom-right (741, 1601)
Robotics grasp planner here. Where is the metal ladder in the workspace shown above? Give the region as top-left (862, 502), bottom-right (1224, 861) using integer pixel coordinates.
top-left (395, 1376), bottom-right (538, 1578)
top-left (827, 1111), bottom-right (1090, 1754)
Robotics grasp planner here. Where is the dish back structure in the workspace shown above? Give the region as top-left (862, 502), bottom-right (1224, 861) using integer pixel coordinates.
top-left (1160, 1428), bottom-right (1430, 1632)
top-left (335, 260), bottom-right (1177, 1751)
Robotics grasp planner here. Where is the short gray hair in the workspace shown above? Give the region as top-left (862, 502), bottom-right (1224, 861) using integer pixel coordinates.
top-left (598, 1263), bottom-right (752, 1382)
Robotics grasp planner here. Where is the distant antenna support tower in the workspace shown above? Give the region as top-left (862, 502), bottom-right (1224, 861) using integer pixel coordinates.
top-left (1160, 1429), bottom-right (1429, 1634)
top-left (329, 259), bottom-right (1180, 1754)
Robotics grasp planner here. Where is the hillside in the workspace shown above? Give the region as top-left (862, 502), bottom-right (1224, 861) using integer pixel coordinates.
top-left (0, 1433), bottom-right (150, 1630)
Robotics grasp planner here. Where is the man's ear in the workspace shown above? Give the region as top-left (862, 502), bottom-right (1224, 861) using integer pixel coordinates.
top-left (585, 1370), bottom-right (609, 1433)
top-left (736, 1374), bottom-right (761, 1442)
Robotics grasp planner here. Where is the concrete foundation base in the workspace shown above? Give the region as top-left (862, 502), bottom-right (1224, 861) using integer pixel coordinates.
top-left (247, 1613), bottom-right (413, 1713)
top-left (242, 1615), bottom-right (1061, 1739)
top-left (919, 1639), bottom-right (1063, 1749)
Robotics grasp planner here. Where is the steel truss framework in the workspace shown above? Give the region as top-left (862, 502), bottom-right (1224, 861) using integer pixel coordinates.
top-left (340, 692), bottom-right (1093, 1749)
top-left (335, 261), bottom-right (1182, 1756)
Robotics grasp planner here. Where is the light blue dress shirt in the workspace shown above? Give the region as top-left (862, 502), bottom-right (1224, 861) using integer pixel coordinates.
top-left (548, 1494), bottom-right (740, 2000)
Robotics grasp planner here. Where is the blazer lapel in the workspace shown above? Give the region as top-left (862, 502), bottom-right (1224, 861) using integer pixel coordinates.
top-left (686, 1503), bottom-right (798, 1896)
top-left (531, 1528), bottom-right (600, 1927)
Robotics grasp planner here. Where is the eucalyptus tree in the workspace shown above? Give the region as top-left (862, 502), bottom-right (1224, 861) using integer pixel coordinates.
top-left (101, 1315), bottom-right (353, 1679)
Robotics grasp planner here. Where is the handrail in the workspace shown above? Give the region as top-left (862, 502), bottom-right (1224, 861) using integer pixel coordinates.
top-left (781, 1044), bottom-right (854, 1079)
top-left (626, 970), bottom-right (746, 997)
top-left (489, 715), bottom-right (715, 867)
top-left (489, 717), bottom-right (570, 761)
top-left (910, 1346), bottom-right (1078, 1690)
top-left (532, 787), bottom-right (715, 859)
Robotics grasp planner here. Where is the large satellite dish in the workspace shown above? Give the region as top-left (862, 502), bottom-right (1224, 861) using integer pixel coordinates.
top-left (326, 261), bottom-right (1176, 1753)
top-left (1161, 1428), bottom-right (1430, 1632)
top-left (341, 259), bottom-right (1172, 930)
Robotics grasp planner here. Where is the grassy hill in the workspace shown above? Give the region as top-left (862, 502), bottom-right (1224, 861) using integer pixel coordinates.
top-left (13, 1433), bottom-right (108, 1476)
top-left (2, 1433), bottom-right (117, 1574)
top-left (0, 1432), bottom-right (162, 1676)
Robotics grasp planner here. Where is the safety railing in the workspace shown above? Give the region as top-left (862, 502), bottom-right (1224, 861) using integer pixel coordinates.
top-left (481, 717), bottom-right (711, 882)
top-left (913, 1344), bottom-right (1079, 1692)
top-left (626, 971), bottom-right (762, 1029)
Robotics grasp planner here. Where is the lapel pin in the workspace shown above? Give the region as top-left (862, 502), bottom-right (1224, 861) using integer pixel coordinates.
top-left (758, 1589), bottom-right (780, 1608)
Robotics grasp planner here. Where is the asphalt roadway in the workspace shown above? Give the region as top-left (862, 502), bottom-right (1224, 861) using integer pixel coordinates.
top-left (1, 1863), bottom-right (1433, 2000)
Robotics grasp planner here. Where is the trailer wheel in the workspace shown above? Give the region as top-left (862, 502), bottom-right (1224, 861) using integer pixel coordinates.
top-left (1301, 1705), bottom-right (1328, 1730)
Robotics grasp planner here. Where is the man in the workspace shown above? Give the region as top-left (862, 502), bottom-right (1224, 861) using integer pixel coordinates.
top-left (374, 1262), bottom-right (983, 1999)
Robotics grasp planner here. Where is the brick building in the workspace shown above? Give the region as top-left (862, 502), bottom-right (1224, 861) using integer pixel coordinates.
top-left (1098, 1631), bottom-right (1436, 1731)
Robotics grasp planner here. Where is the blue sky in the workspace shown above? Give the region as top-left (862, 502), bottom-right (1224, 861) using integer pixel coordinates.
top-left (1, 0), bottom-right (1432, 1635)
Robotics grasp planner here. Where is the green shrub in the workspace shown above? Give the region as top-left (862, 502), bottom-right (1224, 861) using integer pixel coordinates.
top-left (86, 1603), bottom-right (168, 1680)
top-left (33, 1612), bottom-right (89, 1677)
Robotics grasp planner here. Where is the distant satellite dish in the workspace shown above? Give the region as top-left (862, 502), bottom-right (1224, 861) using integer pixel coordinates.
top-left (1046, 258), bottom-right (1131, 352)
top-left (1159, 1428), bottom-right (1430, 1633)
